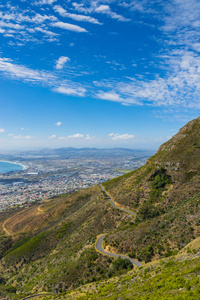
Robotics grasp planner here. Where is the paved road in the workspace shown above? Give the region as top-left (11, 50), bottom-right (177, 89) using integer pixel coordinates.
top-left (96, 234), bottom-right (142, 267)
top-left (97, 184), bottom-right (143, 267)
top-left (99, 184), bottom-right (137, 217)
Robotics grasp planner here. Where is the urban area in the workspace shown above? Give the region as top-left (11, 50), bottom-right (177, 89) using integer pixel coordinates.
top-left (0, 148), bottom-right (153, 211)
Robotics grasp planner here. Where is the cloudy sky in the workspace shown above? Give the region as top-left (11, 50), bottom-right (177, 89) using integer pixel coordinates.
top-left (0, 0), bottom-right (200, 150)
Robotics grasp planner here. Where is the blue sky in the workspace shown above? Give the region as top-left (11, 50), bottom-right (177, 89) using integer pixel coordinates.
top-left (0, 0), bottom-right (200, 150)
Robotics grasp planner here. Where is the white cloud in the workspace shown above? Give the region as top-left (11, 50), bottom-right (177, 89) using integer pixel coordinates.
top-left (35, 27), bottom-right (58, 36)
top-left (54, 86), bottom-right (86, 97)
top-left (0, 20), bottom-right (24, 30)
top-left (13, 135), bottom-right (32, 139)
top-left (48, 134), bottom-right (57, 139)
top-left (85, 134), bottom-right (91, 140)
top-left (0, 12), bottom-right (57, 24)
top-left (53, 5), bottom-right (102, 25)
top-left (96, 91), bottom-right (122, 102)
top-left (0, 128), bottom-right (5, 133)
top-left (55, 56), bottom-right (70, 70)
top-left (95, 5), bottom-right (110, 13)
top-left (109, 133), bottom-right (135, 140)
top-left (34, 0), bottom-right (57, 5)
top-left (56, 121), bottom-right (62, 126)
top-left (72, 2), bottom-right (130, 22)
top-left (94, 47), bottom-right (200, 108)
top-left (68, 133), bottom-right (85, 138)
top-left (0, 56), bottom-right (86, 98)
top-left (0, 57), bottom-right (56, 83)
top-left (51, 21), bottom-right (88, 33)
top-left (72, 2), bottom-right (94, 14)
top-left (192, 43), bottom-right (200, 52)
top-left (0, 9), bottom-right (59, 44)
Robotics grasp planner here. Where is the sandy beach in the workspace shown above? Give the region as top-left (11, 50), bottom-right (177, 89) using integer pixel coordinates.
top-left (0, 160), bottom-right (28, 171)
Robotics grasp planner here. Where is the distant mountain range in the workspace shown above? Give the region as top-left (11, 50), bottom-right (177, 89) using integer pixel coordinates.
top-left (19, 147), bottom-right (154, 156)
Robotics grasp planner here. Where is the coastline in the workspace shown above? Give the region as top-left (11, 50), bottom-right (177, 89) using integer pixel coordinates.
top-left (0, 160), bottom-right (28, 171)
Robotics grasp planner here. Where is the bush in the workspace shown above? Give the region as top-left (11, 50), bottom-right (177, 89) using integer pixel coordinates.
top-left (150, 168), bottom-right (172, 190)
top-left (112, 257), bottom-right (133, 271)
top-left (137, 246), bottom-right (154, 263)
top-left (0, 276), bottom-right (5, 284)
top-left (0, 236), bottom-right (13, 259)
top-left (138, 204), bottom-right (161, 219)
top-left (57, 221), bottom-right (71, 239)
top-left (128, 251), bottom-right (136, 258)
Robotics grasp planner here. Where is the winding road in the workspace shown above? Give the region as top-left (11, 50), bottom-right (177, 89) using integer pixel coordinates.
top-left (2, 219), bottom-right (11, 236)
top-left (99, 184), bottom-right (138, 217)
top-left (96, 185), bottom-right (142, 267)
top-left (96, 234), bottom-right (142, 267)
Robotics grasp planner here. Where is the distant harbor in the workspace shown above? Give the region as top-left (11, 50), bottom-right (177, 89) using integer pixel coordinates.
top-left (0, 161), bottom-right (26, 174)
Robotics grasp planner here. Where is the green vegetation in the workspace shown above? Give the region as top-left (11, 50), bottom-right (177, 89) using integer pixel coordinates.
top-left (4, 232), bottom-right (48, 265)
top-left (0, 236), bottom-right (12, 259)
top-left (1, 117), bottom-right (200, 299)
top-left (0, 186), bottom-right (133, 297)
top-left (56, 221), bottom-right (71, 239)
top-left (41, 255), bottom-right (200, 299)
top-left (112, 256), bottom-right (133, 272)
top-left (150, 167), bottom-right (172, 190)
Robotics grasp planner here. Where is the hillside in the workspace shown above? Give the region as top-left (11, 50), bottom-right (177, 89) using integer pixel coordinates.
top-left (0, 117), bottom-right (200, 299)
top-left (50, 250), bottom-right (200, 299)
top-left (0, 186), bottom-right (134, 299)
top-left (101, 117), bottom-right (200, 259)
top-left (104, 117), bottom-right (200, 212)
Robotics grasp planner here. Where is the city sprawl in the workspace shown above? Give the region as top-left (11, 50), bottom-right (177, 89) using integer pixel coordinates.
top-left (0, 148), bottom-right (152, 211)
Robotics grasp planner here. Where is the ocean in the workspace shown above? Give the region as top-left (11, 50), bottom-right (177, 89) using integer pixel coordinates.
top-left (0, 161), bottom-right (24, 173)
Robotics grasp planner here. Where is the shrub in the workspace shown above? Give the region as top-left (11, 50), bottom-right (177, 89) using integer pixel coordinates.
top-left (150, 168), bottom-right (172, 190)
top-left (138, 204), bottom-right (161, 219)
top-left (128, 251), bottom-right (136, 258)
top-left (112, 257), bottom-right (133, 271)
top-left (57, 221), bottom-right (72, 239)
top-left (137, 246), bottom-right (154, 263)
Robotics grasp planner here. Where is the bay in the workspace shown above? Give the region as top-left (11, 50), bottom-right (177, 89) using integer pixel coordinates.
top-left (0, 161), bottom-right (24, 173)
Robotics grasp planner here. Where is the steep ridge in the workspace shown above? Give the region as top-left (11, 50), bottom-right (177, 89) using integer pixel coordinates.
top-left (100, 116), bottom-right (200, 262)
top-left (0, 117), bottom-right (200, 299)
top-left (103, 116), bottom-right (200, 217)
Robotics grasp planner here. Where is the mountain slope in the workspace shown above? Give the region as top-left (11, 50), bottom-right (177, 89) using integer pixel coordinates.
top-left (0, 116), bottom-right (200, 299)
top-left (64, 252), bottom-right (200, 300)
top-left (0, 186), bottom-right (133, 299)
top-left (100, 117), bottom-right (200, 261)
top-left (103, 116), bottom-right (200, 213)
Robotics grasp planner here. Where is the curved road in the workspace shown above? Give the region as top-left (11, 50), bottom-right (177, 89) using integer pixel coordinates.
top-left (37, 204), bottom-right (44, 212)
top-left (96, 234), bottom-right (142, 267)
top-left (99, 184), bottom-right (138, 217)
top-left (96, 185), bottom-right (142, 267)
top-left (2, 220), bottom-right (11, 236)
